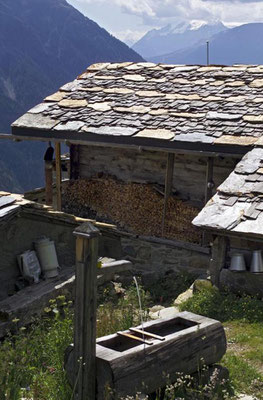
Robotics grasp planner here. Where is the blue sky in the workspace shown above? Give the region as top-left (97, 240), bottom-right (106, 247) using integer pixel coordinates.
top-left (67, 0), bottom-right (263, 44)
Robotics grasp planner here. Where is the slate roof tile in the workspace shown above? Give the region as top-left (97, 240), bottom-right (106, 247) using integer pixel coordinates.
top-left (10, 62), bottom-right (263, 150)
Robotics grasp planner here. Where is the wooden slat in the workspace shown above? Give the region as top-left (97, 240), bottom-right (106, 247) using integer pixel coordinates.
top-left (117, 331), bottom-right (153, 345)
top-left (129, 327), bottom-right (165, 341)
top-left (55, 142), bottom-right (62, 211)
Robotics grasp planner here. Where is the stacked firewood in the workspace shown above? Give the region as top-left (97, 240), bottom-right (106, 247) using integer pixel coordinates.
top-left (63, 176), bottom-right (201, 244)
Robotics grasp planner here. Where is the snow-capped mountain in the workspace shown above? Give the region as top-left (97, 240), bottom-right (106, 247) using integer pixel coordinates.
top-left (132, 20), bottom-right (227, 59)
top-left (150, 23), bottom-right (263, 66)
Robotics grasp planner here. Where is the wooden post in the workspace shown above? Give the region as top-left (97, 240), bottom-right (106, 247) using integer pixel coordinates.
top-left (210, 236), bottom-right (228, 287)
top-left (70, 144), bottom-right (80, 180)
top-left (45, 161), bottom-right (53, 206)
top-left (162, 153), bottom-right (175, 236)
top-left (205, 157), bottom-right (214, 204)
top-left (55, 142), bottom-right (62, 211)
top-left (73, 222), bottom-right (100, 400)
top-left (203, 157), bottom-right (214, 245)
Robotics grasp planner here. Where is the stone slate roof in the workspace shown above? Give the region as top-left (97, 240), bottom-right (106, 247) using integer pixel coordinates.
top-left (0, 193), bottom-right (24, 222)
top-left (11, 62), bottom-right (263, 151)
top-left (193, 148), bottom-right (263, 238)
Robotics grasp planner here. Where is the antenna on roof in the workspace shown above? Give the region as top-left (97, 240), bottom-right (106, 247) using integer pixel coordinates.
top-left (206, 41), bottom-right (210, 66)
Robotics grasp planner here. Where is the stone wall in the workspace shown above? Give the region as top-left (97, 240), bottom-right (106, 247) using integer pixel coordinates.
top-left (79, 146), bottom-right (239, 207)
top-left (0, 210), bottom-right (210, 301)
top-left (99, 229), bottom-right (210, 283)
top-left (0, 214), bottom-right (76, 300)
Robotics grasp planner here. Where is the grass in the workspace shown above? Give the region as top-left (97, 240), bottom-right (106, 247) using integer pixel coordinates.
top-left (1, 282), bottom-right (263, 399)
top-left (180, 287), bottom-right (263, 399)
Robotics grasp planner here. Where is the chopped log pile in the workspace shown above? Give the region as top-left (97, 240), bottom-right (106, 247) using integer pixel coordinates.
top-left (63, 176), bottom-right (201, 244)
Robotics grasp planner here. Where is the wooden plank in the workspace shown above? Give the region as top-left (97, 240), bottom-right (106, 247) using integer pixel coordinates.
top-left (55, 142), bottom-right (62, 211)
top-left (210, 236), bottom-right (228, 287)
top-left (161, 153), bottom-right (175, 236)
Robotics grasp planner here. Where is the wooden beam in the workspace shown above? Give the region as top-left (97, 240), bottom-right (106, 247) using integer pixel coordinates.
top-left (70, 144), bottom-right (80, 180)
top-left (10, 127), bottom-right (249, 157)
top-left (73, 222), bottom-right (100, 400)
top-left (205, 157), bottom-right (214, 204)
top-left (55, 142), bottom-right (62, 211)
top-left (44, 161), bottom-right (53, 206)
top-left (162, 153), bottom-right (175, 236)
top-left (210, 236), bottom-right (228, 287)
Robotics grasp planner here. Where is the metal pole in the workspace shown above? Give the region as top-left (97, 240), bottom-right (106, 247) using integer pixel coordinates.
top-left (206, 41), bottom-right (210, 66)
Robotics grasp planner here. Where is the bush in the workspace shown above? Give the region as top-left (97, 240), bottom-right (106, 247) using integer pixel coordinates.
top-left (179, 287), bottom-right (263, 323)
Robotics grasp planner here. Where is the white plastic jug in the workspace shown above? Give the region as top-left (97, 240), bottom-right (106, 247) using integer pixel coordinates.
top-left (34, 237), bottom-right (59, 278)
top-left (17, 250), bottom-right (41, 283)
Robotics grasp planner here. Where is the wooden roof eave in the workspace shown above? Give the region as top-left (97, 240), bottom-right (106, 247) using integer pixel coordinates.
top-left (194, 224), bottom-right (263, 244)
top-left (8, 127), bottom-right (249, 158)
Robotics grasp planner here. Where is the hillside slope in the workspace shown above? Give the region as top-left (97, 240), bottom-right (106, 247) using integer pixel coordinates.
top-left (0, 0), bottom-right (143, 192)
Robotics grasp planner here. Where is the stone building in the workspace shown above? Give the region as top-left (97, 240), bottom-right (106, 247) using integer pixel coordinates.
top-left (7, 62), bottom-right (263, 286)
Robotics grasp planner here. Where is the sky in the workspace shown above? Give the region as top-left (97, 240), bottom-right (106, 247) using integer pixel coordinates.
top-left (67, 0), bottom-right (263, 44)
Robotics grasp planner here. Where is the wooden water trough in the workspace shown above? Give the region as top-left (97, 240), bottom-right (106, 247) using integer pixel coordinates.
top-left (65, 311), bottom-right (226, 399)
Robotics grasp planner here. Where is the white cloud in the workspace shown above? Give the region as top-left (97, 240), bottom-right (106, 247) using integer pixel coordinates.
top-left (68, 0), bottom-right (263, 43)
top-left (71, 0), bottom-right (263, 26)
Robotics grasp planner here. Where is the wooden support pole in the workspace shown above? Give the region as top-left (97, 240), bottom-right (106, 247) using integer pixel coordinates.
top-left (203, 157), bottom-right (214, 246)
top-left (210, 236), bottom-right (228, 287)
top-left (45, 161), bottom-right (53, 206)
top-left (70, 144), bottom-right (80, 180)
top-left (55, 142), bottom-right (62, 211)
top-left (205, 157), bottom-right (214, 204)
top-left (162, 153), bottom-right (175, 236)
top-left (73, 222), bottom-right (100, 400)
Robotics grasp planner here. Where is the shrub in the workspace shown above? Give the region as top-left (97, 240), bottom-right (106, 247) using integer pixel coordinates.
top-left (179, 286), bottom-right (263, 323)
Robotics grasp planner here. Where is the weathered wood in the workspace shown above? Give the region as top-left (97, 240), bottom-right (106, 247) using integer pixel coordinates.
top-left (205, 157), bottom-right (214, 204)
top-left (70, 144), bottom-right (80, 180)
top-left (45, 161), bottom-right (53, 206)
top-left (220, 269), bottom-right (263, 297)
top-left (55, 142), bottom-right (62, 211)
top-left (162, 153), bottom-right (175, 235)
top-left (73, 223), bottom-right (100, 400)
top-left (65, 311), bottom-right (227, 399)
top-left (210, 236), bottom-right (228, 287)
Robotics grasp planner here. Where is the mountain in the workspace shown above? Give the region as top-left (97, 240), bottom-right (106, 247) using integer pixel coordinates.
top-left (132, 20), bottom-right (227, 59)
top-left (0, 0), bottom-right (143, 192)
top-left (150, 23), bottom-right (263, 65)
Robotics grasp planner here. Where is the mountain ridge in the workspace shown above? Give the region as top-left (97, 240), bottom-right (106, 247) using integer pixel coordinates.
top-left (0, 0), bottom-right (143, 192)
top-left (132, 20), bottom-right (227, 59)
top-left (149, 23), bottom-right (263, 65)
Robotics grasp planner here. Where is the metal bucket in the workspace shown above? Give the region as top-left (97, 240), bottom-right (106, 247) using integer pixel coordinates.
top-left (250, 250), bottom-right (263, 273)
top-left (229, 253), bottom-right (246, 272)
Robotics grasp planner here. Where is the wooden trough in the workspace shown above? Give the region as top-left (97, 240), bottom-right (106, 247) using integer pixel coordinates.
top-left (65, 311), bottom-right (227, 399)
